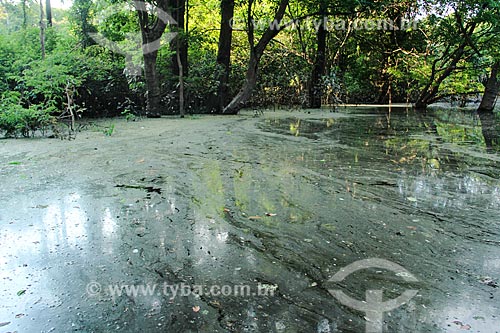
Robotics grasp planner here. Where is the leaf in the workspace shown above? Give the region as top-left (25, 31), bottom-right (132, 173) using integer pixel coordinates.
top-left (8, 161), bottom-right (22, 165)
top-left (407, 197), bottom-right (417, 202)
top-left (35, 205), bottom-right (49, 209)
top-left (192, 306), bottom-right (200, 313)
top-left (428, 158), bottom-right (440, 169)
top-left (17, 289), bottom-right (26, 296)
top-left (248, 216), bottom-right (262, 220)
top-left (223, 208), bottom-right (231, 213)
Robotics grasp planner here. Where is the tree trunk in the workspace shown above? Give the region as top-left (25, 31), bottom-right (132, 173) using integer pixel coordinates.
top-left (223, 0), bottom-right (289, 114)
top-left (168, 0), bottom-right (188, 76)
top-left (309, 10), bottom-right (327, 109)
top-left (215, 0), bottom-right (235, 112)
top-left (22, 0), bottom-right (27, 29)
top-left (39, 0), bottom-right (45, 59)
top-left (144, 51), bottom-right (162, 117)
top-left (478, 62), bottom-right (499, 113)
top-left (72, 0), bottom-right (96, 47)
top-left (223, 53), bottom-right (260, 114)
top-left (414, 42), bottom-right (467, 110)
top-left (176, 38), bottom-right (185, 118)
top-left (478, 111), bottom-right (500, 151)
top-left (136, 0), bottom-right (170, 117)
top-left (46, 0), bottom-right (52, 27)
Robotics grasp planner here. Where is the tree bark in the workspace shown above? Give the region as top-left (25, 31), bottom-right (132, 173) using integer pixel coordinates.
top-left (414, 42), bottom-right (468, 110)
top-left (176, 37), bottom-right (185, 118)
top-left (215, 0), bottom-right (235, 112)
top-left (478, 111), bottom-right (500, 151)
top-left (478, 61), bottom-right (499, 113)
top-left (223, 54), bottom-right (260, 114)
top-left (136, 0), bottom-right (170, 117)
top-left (22, 0), bottom-right (27, 29)
top-left (39, 0), bottom-right (45, 59)
top-left (223, 0), bottom-right (289, 114)
top-left (46, 0), bottom-right (52, 27)
top-left (143, 51), bottom-right (162, 117)
top-left (168, 0), bottom-right (188, 76)
top-left (309, 6), bottom-right (327, 109)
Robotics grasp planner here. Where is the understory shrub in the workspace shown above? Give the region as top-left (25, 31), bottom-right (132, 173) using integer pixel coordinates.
top-left (0, 93), bottom-right (56, 137)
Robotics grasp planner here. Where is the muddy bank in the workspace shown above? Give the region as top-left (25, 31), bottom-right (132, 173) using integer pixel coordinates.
top-left (0, 109), bottom-right (499, 332)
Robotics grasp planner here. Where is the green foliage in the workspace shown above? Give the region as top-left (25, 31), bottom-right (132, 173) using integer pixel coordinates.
top-left (0, 92), bottom-right (57, 138)
top-left (120, 98), bottom-right (139, 121)
top-left (103, 123), bottom-right (115, 136)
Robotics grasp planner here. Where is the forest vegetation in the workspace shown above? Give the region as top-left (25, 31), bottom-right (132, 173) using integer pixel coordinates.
top-left (0, 0), bottom-right (499, 137)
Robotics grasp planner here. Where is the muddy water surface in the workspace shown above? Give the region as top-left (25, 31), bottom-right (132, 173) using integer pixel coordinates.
top-left (0, 108), bottom-right (499, 332)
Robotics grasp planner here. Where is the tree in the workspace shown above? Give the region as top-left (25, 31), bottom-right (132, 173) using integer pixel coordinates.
top-left (478, 61), bottom-right (499, 113)
top-left (214, 0), bottom-right (235, 112)
top-left (414, 0), bottom-right (500, 110)
top-left (168, 0), bottom-right (188, 76)
top-left (70, 0), bottom-right (96, 48)
top-left (223, 0), bottom-right (289, 114)
top-left (39, 0), bottom-right (45, 59)
top-left (136, 0), bottom-right (172, 117)
top-left (45, 0), bottom-right (51, 27)
top-left (308, 1), bottom-right (327, 108)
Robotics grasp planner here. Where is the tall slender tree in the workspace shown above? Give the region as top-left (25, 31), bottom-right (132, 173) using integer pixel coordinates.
top-left (215, 0), bottom-right (235, 112)
top-left (309, 1), bottom-right (328, 108)
top-left (39, 0), bottom-right (45, 59)
top-left (168, 0), bottom-right (188, 76)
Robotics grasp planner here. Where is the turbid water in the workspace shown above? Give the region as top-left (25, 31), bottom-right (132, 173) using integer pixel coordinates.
top-left (0, 107), bottom-right (499, 332)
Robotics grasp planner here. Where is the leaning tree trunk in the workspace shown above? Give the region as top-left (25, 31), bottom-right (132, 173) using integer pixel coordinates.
top-left (478, 61), bottom-right (499, 113)
top-left (223, 53), bottom-right (260, 114)
top-left (214, 0), bottom-right (235, 112)
top-left (309, 5), bottom-right (327, 109)
top-left (414, 13), bottom-right (476, 111)
top-left (414, 42), bottom-right (467, 110)
top-left (223, 0), bottom-right (289, 114)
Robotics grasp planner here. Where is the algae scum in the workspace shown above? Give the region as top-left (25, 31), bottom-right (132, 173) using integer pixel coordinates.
top-left (0, 108), bottom-right (499, 332)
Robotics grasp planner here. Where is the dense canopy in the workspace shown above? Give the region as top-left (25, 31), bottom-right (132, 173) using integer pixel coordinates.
top-left (0, 0), bottom-right (499, 135)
